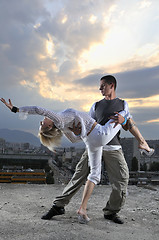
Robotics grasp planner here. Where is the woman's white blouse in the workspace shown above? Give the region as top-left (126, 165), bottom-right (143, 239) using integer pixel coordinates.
top-left (19, 106), bottom-right (96, 143)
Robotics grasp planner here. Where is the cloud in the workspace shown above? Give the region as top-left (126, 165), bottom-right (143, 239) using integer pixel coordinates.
top-left (73, 65), bottom-right (159, 99)
top-left (146, 118), bottom-right (159, 124)
top-left (37, 0), bottom-right (115, 52)
top-left (138, 0), bottom-right (152, 9)
top-left (0, 0), bottom-right (116, 103)
top-left (0, 0), bottom-right (49, 88)
top-left (116, 65), bottom-right (159, 98)
top-left (68, 65), bottom-right (159, 113)
top-left (0, 0), bottom-right (159, 140)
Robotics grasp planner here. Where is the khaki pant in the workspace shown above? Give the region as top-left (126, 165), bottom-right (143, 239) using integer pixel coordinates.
top-left (102, 149), bottom-right (129, 215)
top-left (53, 149), bottom-right (129, 215)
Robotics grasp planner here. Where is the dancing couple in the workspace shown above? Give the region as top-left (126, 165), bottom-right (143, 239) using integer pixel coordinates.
top-left (0, 93), bottom-right (153, 224)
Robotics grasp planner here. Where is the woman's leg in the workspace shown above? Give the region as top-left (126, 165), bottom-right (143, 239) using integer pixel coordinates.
top-left (77, 180), bottom-right (95, 222)
top-left (126, 119), bottom-right (151, 152)
top-left (88, 120), bottom-right (121, 147)
top-left (77, 120), bottom-right (124, 222)
top-left (77, 121), bottom-right (121, 221)
top-left (102, 117), bottom-right (152, 153)
top-left (77, 144), bottom-right (103, 223)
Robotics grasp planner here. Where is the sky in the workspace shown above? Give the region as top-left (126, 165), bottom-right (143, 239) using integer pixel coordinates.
top-left (0, 0), bottom-right (159, 141)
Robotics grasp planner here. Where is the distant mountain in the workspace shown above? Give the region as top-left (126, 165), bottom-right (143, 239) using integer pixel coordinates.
top-left (0, 129), bottom-right (40, 146)
top-left (0, 128), bottom-right (85, 148)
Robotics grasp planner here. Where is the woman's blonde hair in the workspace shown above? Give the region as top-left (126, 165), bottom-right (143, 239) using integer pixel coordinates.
top-left (38, 125), bottom-right (63, 152)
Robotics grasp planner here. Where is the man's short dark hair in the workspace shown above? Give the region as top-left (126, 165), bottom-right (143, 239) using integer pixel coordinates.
top-left (100, 75), bottom-right (117, 90)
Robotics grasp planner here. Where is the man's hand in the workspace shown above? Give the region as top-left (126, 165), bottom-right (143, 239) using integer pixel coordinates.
top-left (69, 122), bottom-right (82, 136)
top-left (109, 112), bottom-right (125, 128)
top-left (0, 98), bottom-right (13, 110)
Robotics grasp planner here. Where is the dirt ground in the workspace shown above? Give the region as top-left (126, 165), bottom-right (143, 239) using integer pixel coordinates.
top-left (0, 183), bottom-right (159, 240)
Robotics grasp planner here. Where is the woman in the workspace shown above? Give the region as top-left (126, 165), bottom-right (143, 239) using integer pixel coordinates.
top-left (0, 98), bottom-right (154, 223)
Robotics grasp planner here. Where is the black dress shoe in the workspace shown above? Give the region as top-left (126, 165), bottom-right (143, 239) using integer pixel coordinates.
top-left (104, 213), bottom-right (124, 224)
top-left (41, 205), bottom-right (65, 220)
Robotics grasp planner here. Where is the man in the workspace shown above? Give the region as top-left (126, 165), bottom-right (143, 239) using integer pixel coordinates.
top-left (41, 75), bottom-right (129, 224)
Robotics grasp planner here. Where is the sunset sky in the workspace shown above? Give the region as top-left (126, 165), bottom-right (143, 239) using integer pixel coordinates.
top-left (0, 0), bottom-right (159, 141)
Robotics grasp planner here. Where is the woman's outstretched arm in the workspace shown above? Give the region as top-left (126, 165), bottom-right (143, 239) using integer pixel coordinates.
top-left (0, 98), bottom-right (64, 130)
top-left (0, 98), bottom-right (16, 111)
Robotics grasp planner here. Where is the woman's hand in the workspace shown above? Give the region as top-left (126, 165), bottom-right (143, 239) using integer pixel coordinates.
top-left (0, 98), bottom-right (13, 110)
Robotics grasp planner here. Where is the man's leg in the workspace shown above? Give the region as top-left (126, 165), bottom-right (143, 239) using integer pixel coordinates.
top-left (41, 150), bottom-right (90, 220)
top-left (102, 149), bottom-right (129, 224)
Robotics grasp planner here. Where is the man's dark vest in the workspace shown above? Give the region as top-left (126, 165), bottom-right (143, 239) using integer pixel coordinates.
top-left (95, 98), bottom-right (124, 145)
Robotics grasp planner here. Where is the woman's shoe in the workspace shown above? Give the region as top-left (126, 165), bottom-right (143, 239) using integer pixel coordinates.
top-left (139, 148), bottom-right (154, 157)
top-left (77, 214), bottom-right (90, 224)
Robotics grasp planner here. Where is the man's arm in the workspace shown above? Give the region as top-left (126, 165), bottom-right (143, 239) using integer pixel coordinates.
top-left (64, 131), bottom-right (82, 143)
top-left (123, 100), bottom-right (131, 119)
top-left (109, 100), bottom-right (131, 128)
top-left (68, 122), bottom-right (82, 136)
top-left (68, 102), bottom-right (97, 135)
top-left (89, 102), bottom-right (96, 119)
